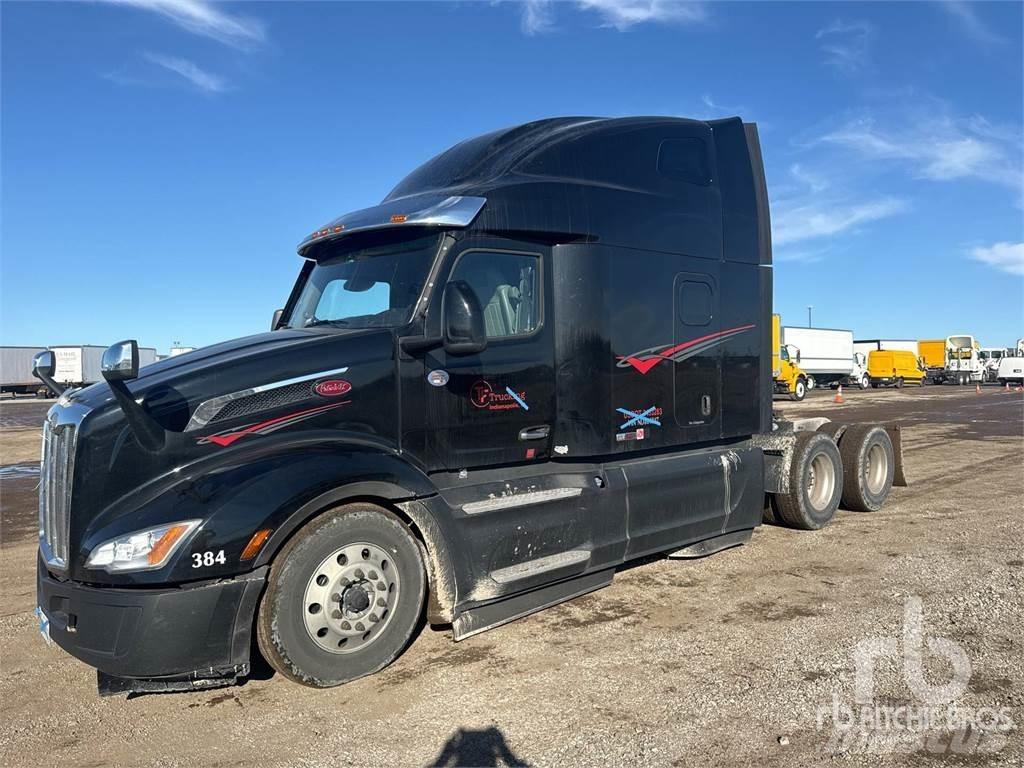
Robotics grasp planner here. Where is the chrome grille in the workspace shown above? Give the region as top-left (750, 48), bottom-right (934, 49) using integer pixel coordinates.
top-left (39, 419), bottom-right (77, 569)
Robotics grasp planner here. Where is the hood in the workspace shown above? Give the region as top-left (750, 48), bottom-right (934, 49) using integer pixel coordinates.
top-left (68, 327), bottom-right (384, 432)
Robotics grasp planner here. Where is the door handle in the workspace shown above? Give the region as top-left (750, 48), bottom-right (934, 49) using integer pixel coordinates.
top-left (518, 425), bottom-right (550, 441)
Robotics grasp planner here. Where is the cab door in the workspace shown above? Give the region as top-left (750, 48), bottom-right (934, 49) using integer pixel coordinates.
top-left (673, 269), bottom-right (722, 443)
top-left (423, 242), bottom-right (554, 471)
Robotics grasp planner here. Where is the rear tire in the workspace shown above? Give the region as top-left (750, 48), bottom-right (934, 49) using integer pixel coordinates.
top-left (895, 377), bottom-right (904, 389)
top-left (257, 503), bottom-right (426, 688)
top-left (838, 425), bottom-right (894, 512)
top-left (773, 432), bottom-right (843, 530)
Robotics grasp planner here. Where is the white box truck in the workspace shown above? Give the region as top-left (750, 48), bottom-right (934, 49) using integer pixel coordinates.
top-left (781, 326), bottom-right (869, 390)
top-left (0, 346), bottom-right (48, 397)
top-left (51, 345), bottom-right (157, 389)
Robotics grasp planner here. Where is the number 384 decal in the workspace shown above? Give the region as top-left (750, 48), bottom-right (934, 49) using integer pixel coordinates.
top-left (192, 550), bottom-right (227, 568)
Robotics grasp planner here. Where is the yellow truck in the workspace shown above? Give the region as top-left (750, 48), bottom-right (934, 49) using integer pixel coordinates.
top-left (868, 349), bottom-right (925, 388)
top-left (772, 314), bottom-right (808, 400)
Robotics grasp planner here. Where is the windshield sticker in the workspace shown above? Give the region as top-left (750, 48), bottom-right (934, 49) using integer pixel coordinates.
top-left (470, 381), bottom-right (529, 411)
top-left (617, 406), bottom-right (662, 430)
top-left (617, 324), bottom-right (756, 375)
top-left (198, 401), bottom-right (350, 447)
top-left (313, 379), bottom-right (352, 397)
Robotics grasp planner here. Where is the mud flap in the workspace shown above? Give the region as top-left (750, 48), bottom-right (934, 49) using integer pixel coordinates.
top-left (885, 423), bottom-right (908, 487)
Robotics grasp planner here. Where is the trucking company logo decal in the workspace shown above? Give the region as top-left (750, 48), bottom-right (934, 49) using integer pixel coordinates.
top-left (198, 401), bottom-right (350, 447)
top-left (470, 381), bottom-right (529, 411)
top-left (617, 324), bottom-right (756, 374)
top-left (313, 379), bottom-right (352, 397)
top-left (617, 406), bottom-right (662, 430)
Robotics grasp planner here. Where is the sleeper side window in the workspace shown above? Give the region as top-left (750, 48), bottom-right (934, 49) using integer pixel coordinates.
top-left (678, 280), bottom-right (713, 326)
top-left (448, 251), bottom-right (540, 339)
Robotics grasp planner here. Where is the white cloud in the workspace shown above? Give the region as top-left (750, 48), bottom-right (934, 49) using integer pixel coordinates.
top-left (941, 1), bottom-right (1004, 45)
top-left (143, 52), bottom-right (227, 92)
top-left (814, 109), bottom-right (1022, 191)
top-left (101, 0), bottom-right (265, 48)
top-left (521, 0), bottom-right (706, 34)
top-left (789, 163), bottom-right (829, 194)
top-left (772, 196), bottom-right (907, 246)
top-left (521, 0), bottom-right (555, 35)
top-left (576, 0), bottom-right (706, 30)
top-left (815, 19), bottom-right (873, 73)
top-left (969, 242), bottom-right (1024, 276)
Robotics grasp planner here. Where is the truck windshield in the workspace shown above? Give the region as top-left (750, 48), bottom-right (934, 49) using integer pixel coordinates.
top-left (287, 232), bottom-right (441, 330)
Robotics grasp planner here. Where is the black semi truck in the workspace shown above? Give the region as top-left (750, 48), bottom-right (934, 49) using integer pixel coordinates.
top-left (33, 117), bottom-right (906, 695)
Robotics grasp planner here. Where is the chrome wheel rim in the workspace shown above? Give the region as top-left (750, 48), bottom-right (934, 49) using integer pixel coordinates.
top-left (303, 542), bottom-right (400, 654)
top-left (807, 453), bottom-right (836, 511)
top-left (865, 443), bottom-right (887, 495)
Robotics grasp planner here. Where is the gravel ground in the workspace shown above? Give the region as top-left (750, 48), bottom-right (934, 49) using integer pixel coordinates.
top-left (0, 386), bottom-right (1021, 767)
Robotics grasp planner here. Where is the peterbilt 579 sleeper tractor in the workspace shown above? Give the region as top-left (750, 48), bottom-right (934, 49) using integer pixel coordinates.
top-left (33, 117), bottom-right (906, 695)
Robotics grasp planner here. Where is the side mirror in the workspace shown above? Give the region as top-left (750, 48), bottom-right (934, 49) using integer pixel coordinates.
top-left (271, 308), bottom-right (284, 331)
top-left (443, 280), bottom-right (487, 356)
top-left (102, 340), bottom-right (139, 382)
top-left (33, 350), bottom-right (65, 397)
top-left (33, 350), bottom-right (55, 378)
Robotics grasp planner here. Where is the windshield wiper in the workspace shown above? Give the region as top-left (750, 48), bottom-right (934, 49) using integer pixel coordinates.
top-left (304, 318), bottom-right (353, 328)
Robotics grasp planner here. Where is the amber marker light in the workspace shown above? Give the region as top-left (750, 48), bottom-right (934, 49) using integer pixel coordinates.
top-left (241, 529), bottom-right (273, 561)
top-left (390, 214), bottom-right (408, 223)
top-left (147, 523), bottom-right (197, 567)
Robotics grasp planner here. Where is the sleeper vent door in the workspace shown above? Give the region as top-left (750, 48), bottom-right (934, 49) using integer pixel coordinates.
top-left (673, 271), bottom-right (722, 443)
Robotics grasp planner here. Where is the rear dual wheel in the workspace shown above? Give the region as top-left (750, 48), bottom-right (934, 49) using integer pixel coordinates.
top-left (838, 425), bottom-right (894, 512)
top-left (257, 504), bottom-right (426, 688)
top-left (773, 432), bottom-right (843, 530)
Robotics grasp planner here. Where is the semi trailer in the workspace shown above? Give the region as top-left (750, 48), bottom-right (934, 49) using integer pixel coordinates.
top-left (781, 326), bottom-right (868, 390)
top-left (1, 346), bottom-right (48, 397)
top-left (33, 116), bottom-right (906, 696)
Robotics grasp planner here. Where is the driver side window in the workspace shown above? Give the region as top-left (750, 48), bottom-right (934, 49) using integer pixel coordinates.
top-left (449, 251), bottom-right (540, 339)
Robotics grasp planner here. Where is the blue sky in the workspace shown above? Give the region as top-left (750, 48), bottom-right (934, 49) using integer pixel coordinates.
top-left (2, 0), bottom-right (1022, 353)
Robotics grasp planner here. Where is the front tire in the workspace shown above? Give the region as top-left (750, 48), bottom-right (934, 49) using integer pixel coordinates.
top-left (860, 374), bottom-right (870, 390)
top-left (257, 503), bottom-right (426, 688)
top-left (790, 377), bottom-right (807, 402)
top-left (773, 432), bottom-right (843, 530)
top-left (838, 425), bottom-right (894, 512)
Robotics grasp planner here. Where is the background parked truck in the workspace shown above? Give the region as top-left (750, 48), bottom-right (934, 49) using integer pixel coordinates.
top-left (781, 326), bottom-right (868, 390)
top-left (772, 314), bottom-right (807, 400)
top-left (918, 339), bottom-right (947, 384)
top-left (944, 334), bottom-right (983, 385)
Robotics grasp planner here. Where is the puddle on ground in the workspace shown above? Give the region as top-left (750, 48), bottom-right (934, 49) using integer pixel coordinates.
top-left (0, 464), bottom-right (40, 479)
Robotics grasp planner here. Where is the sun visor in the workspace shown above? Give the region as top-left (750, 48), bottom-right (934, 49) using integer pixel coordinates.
top-left (297, 194), bottom-right (486, 256)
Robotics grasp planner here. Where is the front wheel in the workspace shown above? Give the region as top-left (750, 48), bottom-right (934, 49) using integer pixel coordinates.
top-left (895, 377), bottom-right (904, 389)
top-left (790, 378), bottom-right (807, 401)
top-left (860, 375), bottom-right (870, 390)
top-left (806, 375), bottom-right (816, 391)
top-left (257, 503), bottom-right (426, 688)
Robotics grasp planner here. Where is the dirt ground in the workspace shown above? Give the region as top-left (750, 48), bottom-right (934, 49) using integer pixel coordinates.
top-left (1, 386), bottom-right (1021, 767)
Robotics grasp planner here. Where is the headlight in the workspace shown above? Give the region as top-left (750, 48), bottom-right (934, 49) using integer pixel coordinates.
top-left (86, 520), bottom-right (201, 572)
